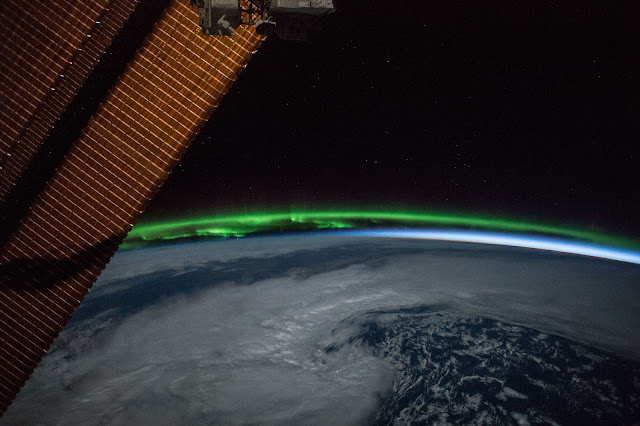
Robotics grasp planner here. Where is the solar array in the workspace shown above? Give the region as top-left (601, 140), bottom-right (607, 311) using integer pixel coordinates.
top-left (0, 0), bottom-right (142, 203)
top-left (0, 0), bottom-right (263, 414)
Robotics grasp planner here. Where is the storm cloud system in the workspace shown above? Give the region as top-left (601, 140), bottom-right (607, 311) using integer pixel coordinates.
top-left (5, 235), bottom-right (640, 424)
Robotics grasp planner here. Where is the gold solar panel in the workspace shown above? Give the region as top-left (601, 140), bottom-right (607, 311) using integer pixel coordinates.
top-left (0, 0), bottom-right (264, 414)
top-left (0, 0), bottom-right (142, 203)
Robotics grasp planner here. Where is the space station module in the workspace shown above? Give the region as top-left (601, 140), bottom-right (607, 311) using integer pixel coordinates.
top-left (193, 0), bottom-right (335, 40)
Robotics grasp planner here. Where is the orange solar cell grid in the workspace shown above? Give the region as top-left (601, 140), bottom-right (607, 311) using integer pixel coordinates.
top-left (0, 0), bottom-right (263, 415)
top-left (0, 0), bottom-right (141, 203)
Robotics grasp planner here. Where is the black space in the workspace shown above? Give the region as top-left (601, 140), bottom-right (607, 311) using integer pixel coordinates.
top-left (144, 0), bottom-right (640, 238)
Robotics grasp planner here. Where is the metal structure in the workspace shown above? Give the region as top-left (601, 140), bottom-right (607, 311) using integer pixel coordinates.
top-left (0, 0), bottom-right (264, 415)
top-left (193, 0), bottom-right (335, 40)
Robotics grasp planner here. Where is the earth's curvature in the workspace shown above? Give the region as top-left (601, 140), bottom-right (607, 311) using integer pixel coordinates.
top-left (4, 232), bottom-right (640, 424)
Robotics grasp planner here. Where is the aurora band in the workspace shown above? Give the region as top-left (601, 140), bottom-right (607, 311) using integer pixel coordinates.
top-left (120, 209), bottom-right (640, 264)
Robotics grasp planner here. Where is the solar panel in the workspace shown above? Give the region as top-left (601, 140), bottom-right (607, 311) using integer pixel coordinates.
top-left (0, 0), bottom-right (263, 414)
top-left (0, 0), bottom-right (142, 203)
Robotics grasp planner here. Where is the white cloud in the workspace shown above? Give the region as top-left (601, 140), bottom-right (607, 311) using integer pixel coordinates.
top-left (97, 235), bottom-right (355, 284)
top-left (5, 236), bottom-right (640, 423)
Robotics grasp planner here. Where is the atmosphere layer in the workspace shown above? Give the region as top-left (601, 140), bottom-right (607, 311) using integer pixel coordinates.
top-left (346, 229), bottom-right (640, 265)
top-left (121, 210), bottom-right (639, 251)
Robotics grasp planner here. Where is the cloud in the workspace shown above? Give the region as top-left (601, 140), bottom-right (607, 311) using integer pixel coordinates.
top-left (7, 263), bottom-right (397, 424)
top-left (97, 235), bottom-right (356, 284)
top-left (5, 236), bottom-right (640, 423)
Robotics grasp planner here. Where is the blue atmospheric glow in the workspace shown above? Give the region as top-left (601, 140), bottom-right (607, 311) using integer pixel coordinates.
top-left (342, 229), bottom-right (640, 265)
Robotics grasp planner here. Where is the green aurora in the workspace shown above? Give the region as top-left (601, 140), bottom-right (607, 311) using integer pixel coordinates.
top-left (121, 210), bottom-right (640, 251)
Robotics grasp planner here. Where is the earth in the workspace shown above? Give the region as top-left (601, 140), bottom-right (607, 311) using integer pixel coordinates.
top-left (4, 232), bottom-right (640, 424)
